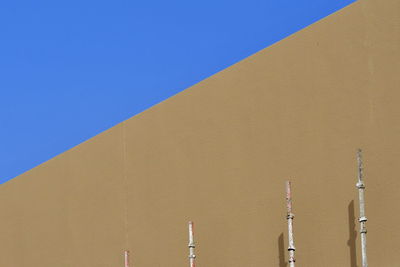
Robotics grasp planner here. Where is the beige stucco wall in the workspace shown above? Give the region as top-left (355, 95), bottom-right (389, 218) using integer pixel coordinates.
top-left (0, 0), bottom-right (398, 266)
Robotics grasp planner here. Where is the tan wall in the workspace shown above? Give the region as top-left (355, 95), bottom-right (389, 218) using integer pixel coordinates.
top-left (0, 0), bottom-right (399, 266)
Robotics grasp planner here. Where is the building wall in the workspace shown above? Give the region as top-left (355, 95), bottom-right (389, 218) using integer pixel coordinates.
top-left (0, 0), bottom-right (399, 266)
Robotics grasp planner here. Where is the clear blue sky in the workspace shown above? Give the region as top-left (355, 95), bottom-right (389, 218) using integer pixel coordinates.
top-left (0, 0), bottom-right (355, 183)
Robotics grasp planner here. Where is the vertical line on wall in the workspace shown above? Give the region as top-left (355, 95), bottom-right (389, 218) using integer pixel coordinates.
top-left (122, 122), bottom-right (130, 256)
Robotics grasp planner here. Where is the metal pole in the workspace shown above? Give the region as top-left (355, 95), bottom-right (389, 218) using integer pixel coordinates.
top-left (356, 149), bottom-right (368, 267)
top-left (286, 181), bottom-right (296, 267)
top-left (124, 250), bottom-right (130, 267)
top-left (188, 221), bottom-right (196, 267)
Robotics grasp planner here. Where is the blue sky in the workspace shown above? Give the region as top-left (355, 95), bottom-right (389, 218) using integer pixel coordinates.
top-left (0, 0), bottom-right (355, 183)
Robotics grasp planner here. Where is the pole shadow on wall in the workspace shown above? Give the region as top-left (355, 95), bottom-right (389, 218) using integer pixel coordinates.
top-left (278, 233), bottom-right (287, 267)
top-left (348, 200), bottom-right (358, 267)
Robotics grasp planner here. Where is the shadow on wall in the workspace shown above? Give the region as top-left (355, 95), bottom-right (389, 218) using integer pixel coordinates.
top-left (278, 233), bottom-right (287, 267)
top-left (348, 200), bottom-right (358, 267)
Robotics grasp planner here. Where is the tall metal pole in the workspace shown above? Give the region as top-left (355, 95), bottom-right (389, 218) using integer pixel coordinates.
top-left (286, 181), bottom-right (296, 267)
top-left (188, 221), bottom-right (196, 267)
top-left (124, 250), bottom-right (130, 267)
top-left (357, 149), bottom-right (368, 267)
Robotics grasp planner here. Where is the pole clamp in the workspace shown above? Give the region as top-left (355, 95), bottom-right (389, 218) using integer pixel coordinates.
top-left (356, 181), bottom-right (365, 189)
